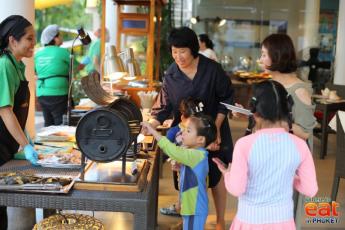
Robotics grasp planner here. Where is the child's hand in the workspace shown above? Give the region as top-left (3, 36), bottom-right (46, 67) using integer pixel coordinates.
top-left (141, 121), bottom-right (154, 135)
top-left (206, 142), bottom-right (220, 151)
top-left (167, 158), bottom-right (180, 171)
top-left (212, 157), bottom-right (229, 174)
top-left (171, 162), bottom-right (181, 171)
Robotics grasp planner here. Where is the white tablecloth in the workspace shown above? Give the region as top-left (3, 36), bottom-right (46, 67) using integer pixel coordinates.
top-left (329, 111), bottom-right (345, 131)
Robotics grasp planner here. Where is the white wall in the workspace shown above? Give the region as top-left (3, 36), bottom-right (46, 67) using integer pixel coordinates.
top-left (0, 0), bottom-right (35, 136)
top-left (106, 0), bottom-right (117, 46)
top-left (334, 0), bottom-right (345, 85)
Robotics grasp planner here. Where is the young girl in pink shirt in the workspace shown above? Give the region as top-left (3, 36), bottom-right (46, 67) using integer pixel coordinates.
top-left (214, 80), bottom-right (318, 230)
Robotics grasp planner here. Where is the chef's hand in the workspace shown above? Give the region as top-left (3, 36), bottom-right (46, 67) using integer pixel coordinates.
top-left (24, 129), bottom-right (34, 146)
top-left (81, 56), bottom-right (91, 65)
top-left (24, 144), bottom-right (38, 165)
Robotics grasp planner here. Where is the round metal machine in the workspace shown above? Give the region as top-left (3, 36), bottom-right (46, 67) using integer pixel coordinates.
top-left (76, 98), bottom-right (142, 162)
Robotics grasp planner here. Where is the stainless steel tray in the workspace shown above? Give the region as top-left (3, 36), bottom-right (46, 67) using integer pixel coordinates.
top-left (0, 178), bottom-right (75, 194)
top-left (0, 160), bottom-right (80, 194)
top-left (37, 163), bottom-right (81, 169)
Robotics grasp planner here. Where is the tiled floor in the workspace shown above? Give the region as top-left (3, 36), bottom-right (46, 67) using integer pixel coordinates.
top-left (19, 114), bottom-right (345, 229)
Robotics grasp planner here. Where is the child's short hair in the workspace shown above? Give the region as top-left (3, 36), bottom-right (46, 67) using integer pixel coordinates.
top-left (247, 80), bottom-right (294, 133)
top-left (189, 114), bottom-right (217, 147)
top-left (179, 97), bottom-right (203, 118)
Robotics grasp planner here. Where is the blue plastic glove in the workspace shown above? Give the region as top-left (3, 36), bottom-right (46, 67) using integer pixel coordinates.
top-left (81, 56), bottom-right (91, 65)
top-left (24, 129), bottom-right (34, 146)
top-left (24, 144), bottom-right (38, 165)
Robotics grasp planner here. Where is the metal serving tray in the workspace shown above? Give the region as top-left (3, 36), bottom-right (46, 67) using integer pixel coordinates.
top-left (0, 178), bottom-right (75, 194)
top-left (0, 160), bottom-right (80, 194)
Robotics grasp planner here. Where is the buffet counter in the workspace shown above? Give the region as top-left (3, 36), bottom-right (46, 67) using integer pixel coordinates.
top-left (0, 150), bottom-right (160, 230)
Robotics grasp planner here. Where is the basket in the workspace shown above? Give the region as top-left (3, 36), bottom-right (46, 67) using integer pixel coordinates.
top-left (33, 213), bottom-right (104, 230)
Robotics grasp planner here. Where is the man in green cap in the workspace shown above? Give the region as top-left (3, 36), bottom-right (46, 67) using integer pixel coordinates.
top-left (84, 28), bottom-right (109, 74)
top-left (35, 24), bottom-right (83, 126)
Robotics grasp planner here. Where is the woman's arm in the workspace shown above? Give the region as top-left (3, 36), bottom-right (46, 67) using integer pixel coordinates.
top-left (0, 106), bottom-right (29, 148)
top-left (215, 64), bottom-right (234, 113)
top-left (208, 113), bottom-right (225, 151)
top-left (150, 82), bottom-right (173, 125)
top-left (292, 87), bottom-right (316, 140)
top-left (292, 124), bottom-right (310, 140)
top-left (208, 64), bottom-right (234, 151)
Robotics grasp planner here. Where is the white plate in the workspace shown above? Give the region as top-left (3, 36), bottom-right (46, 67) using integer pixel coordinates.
top-left (220, 102), bottom-right (252, 116)
top-left (312, 94), bottom-right (328, 99)
top-left (123, 76), bottom-right (136, 81)
top-left (326, 99), bottom-right (345, 103)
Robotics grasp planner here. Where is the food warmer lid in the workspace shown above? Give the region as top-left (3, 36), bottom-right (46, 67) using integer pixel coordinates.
top-left (76, 108), bottom-right (131, 162)
top-left (109, 98), bottom-right (143, 123)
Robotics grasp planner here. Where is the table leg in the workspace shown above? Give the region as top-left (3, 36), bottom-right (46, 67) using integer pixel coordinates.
top-left (134, 212), bottom-right (149, 230)
top-left (320, 109), bottom-right (329, 159)
top-left (331, 177), bottom-right (340, 201)
top-left (153, 159), bottom-right (159, 227)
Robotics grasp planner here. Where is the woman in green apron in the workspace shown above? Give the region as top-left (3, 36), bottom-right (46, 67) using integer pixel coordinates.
top-left (0, 15), bottom-right (38, 230)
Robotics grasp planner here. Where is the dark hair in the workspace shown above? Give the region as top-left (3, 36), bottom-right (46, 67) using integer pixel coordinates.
top-left (168, 27), bottom-right (199, 58)
top-left (45, 32), bottom-right (59, 46)
top-left (246, 80), bottom-right (294, 134)
top-left (179, 97), bottom-right (203, 118)
top-left (261, 34), bottom-right (297, 73)
top-left (190, 114), bottom-right (217, 147)
top-left (199, 34), bottom-right (214, 50)
top-left (0, 15), bottom-right (32, 53)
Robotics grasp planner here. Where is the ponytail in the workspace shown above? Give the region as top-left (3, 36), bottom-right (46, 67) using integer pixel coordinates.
top-left (245, 96), bottom-right (257, 136)
top-left (245, 80), bottom-right (295, 136)
top-left (199, 34), bottom-right (214, 50)
top-left (286, 94), bottom-right (294, 133)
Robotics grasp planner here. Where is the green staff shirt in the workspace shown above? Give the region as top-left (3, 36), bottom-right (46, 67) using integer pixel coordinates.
top-left (85, 39), bottom-right (100, 73)
top-left (35, 46), bottom-right (72, 96)
top-left (0, 53), bottom-right (26, 107)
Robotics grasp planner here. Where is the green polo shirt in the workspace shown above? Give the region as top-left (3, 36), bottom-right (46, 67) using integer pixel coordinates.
top-left (0, 53), bottom-right (26, 107)
top-left (85, 39), bottom-right (100, 73)
top-left (35, 46), bottom-right (72, 96)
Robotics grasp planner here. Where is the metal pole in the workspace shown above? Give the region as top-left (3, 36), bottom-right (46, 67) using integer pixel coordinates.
top-left (66, 36), bottom-right (79, 126)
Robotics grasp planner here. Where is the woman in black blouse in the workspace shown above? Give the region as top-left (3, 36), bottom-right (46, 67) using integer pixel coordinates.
top-left (149, 27), bottom-right (234, 230)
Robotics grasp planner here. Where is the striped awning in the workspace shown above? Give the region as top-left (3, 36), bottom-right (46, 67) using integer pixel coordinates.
top-left (35, 0), bottom-right (73, 10)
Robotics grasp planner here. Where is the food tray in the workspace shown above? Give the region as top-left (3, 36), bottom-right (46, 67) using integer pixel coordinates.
top-left (37, 162), bottom-right (81, 169)
top-left (36, 135), bottom-right (71, 142)
top-left (36, 148), bottom-right (82, 169)
top-left (0, 178), bottom-right (75, 194)
top-left (74, 159), bottom-right (150, 192)
top-left (0, 160), bottom-right (80, 194)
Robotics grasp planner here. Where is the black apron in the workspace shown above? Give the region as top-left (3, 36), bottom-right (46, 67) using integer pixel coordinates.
top-left (0, 54), bottom-right (30, 166)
